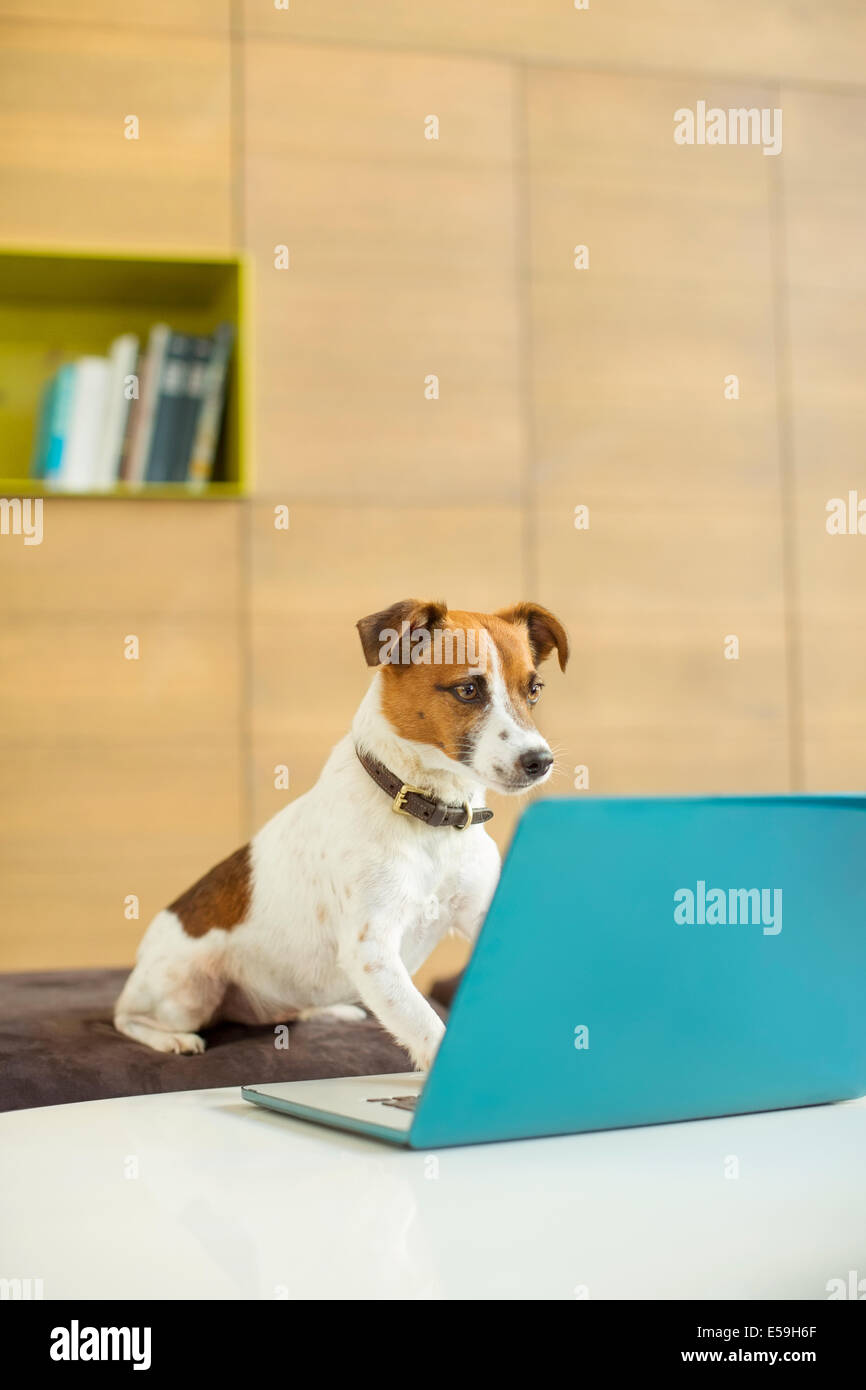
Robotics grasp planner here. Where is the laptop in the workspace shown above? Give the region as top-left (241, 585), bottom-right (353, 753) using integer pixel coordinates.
top-left (242, 794), bottom-right (866, 1148)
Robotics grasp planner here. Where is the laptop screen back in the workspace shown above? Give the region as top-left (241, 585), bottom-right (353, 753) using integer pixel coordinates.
top-left (410, 796), bottom-right (866, 1148)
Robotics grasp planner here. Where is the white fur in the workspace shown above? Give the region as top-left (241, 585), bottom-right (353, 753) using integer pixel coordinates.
top-left (114, 674), bottom-right (524, 1070)
top-left (469, 638), bottom-right (552, 793)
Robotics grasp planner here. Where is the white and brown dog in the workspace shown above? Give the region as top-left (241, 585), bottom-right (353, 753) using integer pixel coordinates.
top-left (114, 599), bottom-right (568, 1070)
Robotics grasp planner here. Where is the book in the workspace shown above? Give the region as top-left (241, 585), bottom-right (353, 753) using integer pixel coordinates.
top-left (145, 332), bottom-right (193, 483)
top-left (118, 355), bottom-right (145, 482)
top-left (42, 363), bottom-right (77, 484)
top-left (93, 333), bottom-right (138, 488)
top-left (170, 334), bottom-right (212, 482)
top-left (30, 372), bottom-right (57, 479)
top-left (57, 356), bottom-right (111, 491)
top-left (188, 322), bottom-right (234, 486)
top-left (124, 323), bottom-right (170, 485)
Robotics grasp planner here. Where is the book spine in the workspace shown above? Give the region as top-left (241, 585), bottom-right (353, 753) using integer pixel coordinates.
top-left (171, 335), bottom-right (211, 483)
top-left (118, 358), bottom-right (146, 482)
top-left (125, 324), bottom-right (170, 485)
top-left (30, 372), bottom-right (57, 479)
top-left (94, 334), bottom-right (139, 487)
top-left (145, 332), bottom-right (194, 483)
top-left (188, 323), bottom-right (235, 486)
top-left (60, 357), bottom-right (111, 492)
top-left (43, 363), bottom-right (77, 484)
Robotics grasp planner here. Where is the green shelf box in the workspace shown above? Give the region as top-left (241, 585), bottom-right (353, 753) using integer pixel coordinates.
top-left (0, 246), bottom-right (251, 498)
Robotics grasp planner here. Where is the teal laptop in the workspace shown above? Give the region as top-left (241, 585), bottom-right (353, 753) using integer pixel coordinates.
top-left (242, 795), bottom-right (866, 1147)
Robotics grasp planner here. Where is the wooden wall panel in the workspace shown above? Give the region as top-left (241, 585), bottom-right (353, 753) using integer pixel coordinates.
top-left (1, 500), bottom-right (241, 618)
top-left (239, 0), bottom-right (866, 86)
top-left (0, 502), bottom-right (244, 969)
top-left (0, 619), bottom-right (239, 745)
top-left (0, 2), bottom-right (229, 29)
top-left (782, 88), bottom-right (866, 789)
top-left (527, 69), bottom-right (789, 794)
top-left (243, 40), bottom-right (524, 502)
top-left (0, 745), bottom-right (243, 969)
top-left (0, 21), bottom-right (231, 249)
top-left (528, 71), bottom-right (779, 512)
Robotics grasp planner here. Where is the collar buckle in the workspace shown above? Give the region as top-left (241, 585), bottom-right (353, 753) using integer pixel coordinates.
top-left (393, 782), bottom-right (427, 816)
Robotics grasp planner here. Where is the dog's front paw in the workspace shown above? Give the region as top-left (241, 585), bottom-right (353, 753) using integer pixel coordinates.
top-left (408, 1020), bottom-right (446, 1073)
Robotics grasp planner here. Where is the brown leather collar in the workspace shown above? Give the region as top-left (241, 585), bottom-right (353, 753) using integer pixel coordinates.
top-left (355, 747), bottom-right (493, 830)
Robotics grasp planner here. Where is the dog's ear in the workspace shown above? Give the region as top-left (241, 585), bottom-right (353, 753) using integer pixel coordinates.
top-left (356, 598), bottom-right (448, 667)
top-left (495, 602), bottom-right (569, 672)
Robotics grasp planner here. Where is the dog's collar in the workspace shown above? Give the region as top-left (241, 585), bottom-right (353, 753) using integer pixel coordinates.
top-left (355, 747), bottom-right (494, 830)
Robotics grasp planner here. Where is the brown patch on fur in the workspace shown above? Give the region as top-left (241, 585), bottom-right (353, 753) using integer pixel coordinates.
top-left (170, 845), bottom-right (252, 939)
top-left (358, 922), bottom-right (368, 941)
top-left (370, 604), bottom-right (562, 760)
top-left (345, 884), bottom-right (352, 900)
top-left (316, 903), bottom-right (326, 924)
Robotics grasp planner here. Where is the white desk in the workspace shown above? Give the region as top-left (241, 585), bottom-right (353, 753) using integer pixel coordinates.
top-left (1, 1087), bottom-right (864, 1300)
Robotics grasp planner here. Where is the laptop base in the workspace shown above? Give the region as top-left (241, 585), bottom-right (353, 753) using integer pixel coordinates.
top-left (242, 1073), bottom-right (423, 1146)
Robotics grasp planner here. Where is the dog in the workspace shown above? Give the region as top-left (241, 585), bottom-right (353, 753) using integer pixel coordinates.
top-left (114, 599), bottom-right (568, 1070)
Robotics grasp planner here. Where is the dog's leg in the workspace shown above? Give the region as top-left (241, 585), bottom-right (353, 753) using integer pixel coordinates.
top-left (297, 1004), bottom-right (366, 1023)
top-left (114, 914), bottom-right (225, 1054)
top-left (450, 835), bottom-right (501, 948)
top-left (114, 974), bottom-right (217, 1053)
top-left (114, 1014), bottom-right (207, 1055)
top-left (343, 929), bottom-right (445, 1071)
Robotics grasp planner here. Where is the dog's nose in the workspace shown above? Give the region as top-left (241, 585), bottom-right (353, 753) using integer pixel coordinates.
top-left (519, 749), bottom-right (553, 779)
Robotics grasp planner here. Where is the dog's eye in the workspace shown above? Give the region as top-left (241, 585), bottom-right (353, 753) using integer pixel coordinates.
top-left (528, 681), bottom-right (544, 705)
top-left (453, 683), bottom-right (478, 702)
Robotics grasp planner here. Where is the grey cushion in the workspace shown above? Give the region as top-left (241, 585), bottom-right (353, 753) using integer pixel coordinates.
top-left (0, 969), bottom-right (443, 1113)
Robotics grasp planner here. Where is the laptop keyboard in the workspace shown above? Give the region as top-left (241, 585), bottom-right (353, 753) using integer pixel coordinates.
top-left (367, 1095), bottom-right (418, 1113)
